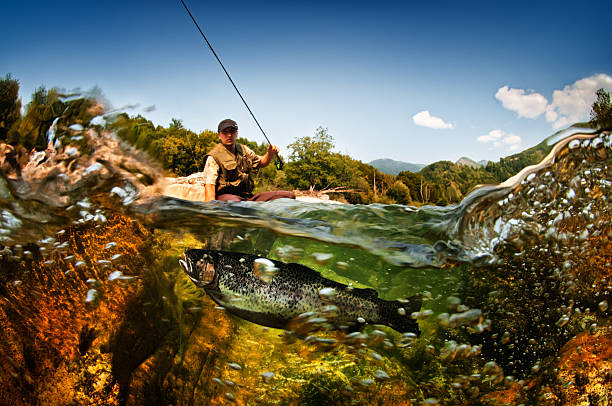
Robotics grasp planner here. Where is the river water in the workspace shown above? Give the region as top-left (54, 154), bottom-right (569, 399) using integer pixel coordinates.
top-left (0, 121), bottom-right (610, 405)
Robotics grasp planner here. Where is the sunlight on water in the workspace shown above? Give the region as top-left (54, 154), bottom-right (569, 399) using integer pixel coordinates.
top-left (0, 109), bottom-right (610, 404)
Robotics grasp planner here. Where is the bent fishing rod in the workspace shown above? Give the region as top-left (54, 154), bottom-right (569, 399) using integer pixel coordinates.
top-left (178, 0), bottom-right (284, 170)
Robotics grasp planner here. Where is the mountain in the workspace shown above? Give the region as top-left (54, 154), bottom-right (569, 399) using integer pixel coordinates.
top-left (455, 157), bottom-right (482, 168)
top-left (455, 157), bottom-right (491, 168)
top-left (368, 158), bottom-right (426, 175)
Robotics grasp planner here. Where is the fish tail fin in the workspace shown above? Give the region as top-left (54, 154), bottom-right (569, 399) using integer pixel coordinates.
top-left (383, 294), bottom-right (422, 336)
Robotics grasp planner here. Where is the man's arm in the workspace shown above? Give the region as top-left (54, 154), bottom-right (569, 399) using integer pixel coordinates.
top-left (203, 156), bottom-right (219, 202)
top-left (259, 144), bottom-right (279, 168)
top-left (204, 184), bottom-right (216, 202)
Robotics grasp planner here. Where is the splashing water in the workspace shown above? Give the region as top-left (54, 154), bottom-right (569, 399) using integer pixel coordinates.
top-left (0, 115), bottom-right (610, 404)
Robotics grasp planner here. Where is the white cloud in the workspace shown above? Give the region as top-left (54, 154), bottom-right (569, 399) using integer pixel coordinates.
top-left (412, 110), bottom-right (454, 129)
top-left (503, 134), bottom-right (523, 151)
top-left (477, 129), bottom-right (503, 143)
top-left (478, 129), bottom-right (522, 151)
top-left (495, 86), bottom-right (548, 119)
top-left (545, 74), bottom-right (612, 128)
top-left (496, 74), bottom-right (612, 129)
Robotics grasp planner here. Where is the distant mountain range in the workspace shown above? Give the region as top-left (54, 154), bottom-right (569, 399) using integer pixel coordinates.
top-left (455, 157), bottom-right (490, 168)
top-left (367, 159), bottom-right (426, 175)
top-left (369, 157), bottom-right (489, 174)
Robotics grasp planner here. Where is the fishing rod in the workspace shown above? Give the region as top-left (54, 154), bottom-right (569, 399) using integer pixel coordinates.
top-left (178, 0), bottom-right (284, 170)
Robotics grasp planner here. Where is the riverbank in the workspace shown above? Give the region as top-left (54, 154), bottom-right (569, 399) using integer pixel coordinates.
top-left (161, 172), bottom-right (345, 204)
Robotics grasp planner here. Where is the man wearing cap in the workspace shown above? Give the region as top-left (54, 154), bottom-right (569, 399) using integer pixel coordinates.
top-left (203, 119), bottom-right (295, 202)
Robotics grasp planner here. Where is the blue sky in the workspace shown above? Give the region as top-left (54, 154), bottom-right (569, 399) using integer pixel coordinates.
top-left (2, 0), bottom-right (611, 165)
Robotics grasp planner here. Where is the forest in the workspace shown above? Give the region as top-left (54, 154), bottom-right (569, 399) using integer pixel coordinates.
top-left (1, 74), bottom-right (610, 206)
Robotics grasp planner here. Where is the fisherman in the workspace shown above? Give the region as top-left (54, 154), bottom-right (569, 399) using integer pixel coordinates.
top-left (203, 119), bottom-right (295, 202)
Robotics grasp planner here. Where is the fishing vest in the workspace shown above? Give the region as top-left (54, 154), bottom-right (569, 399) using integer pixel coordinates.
top-left (206, 143), bottom-right (255, 196)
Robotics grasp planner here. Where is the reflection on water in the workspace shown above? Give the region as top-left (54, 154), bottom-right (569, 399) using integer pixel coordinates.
top-left (0, 120), bottom-right (610, 404)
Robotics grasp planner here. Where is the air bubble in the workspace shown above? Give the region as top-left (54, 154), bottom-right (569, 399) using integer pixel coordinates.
top-left (446, 296), bottom-right (461, 309)
top-left (83, 162), bottom-right (103, 176)
top-left (370, 330), bottom-right (387, 339)
top-left (374, 370), bottom-right (390, 381)
top-left (336, 261), bottom-right (348, 270)
top-left (591, 137), bottom-right (603, 148)
top-left (253, 258), bottom-right (278, 283)
top-left (411, 309), bottom-right (433, 320)
top-left (556, 315), bottom-right (570, 327)
top-left (439, 341), bottom-right (457, 361)
top-left (65, 146), bottom-right (79, 157)
top-left (274, 245), bottom-right (304, 260)
top-left (312, 252), bottom-right (333, 264)
top-left (319, 287), bottom-right (337, 300)
top-left (262, 371), bottom-right (274, 383)
top-left (85, 289), bottom-right (99, 306)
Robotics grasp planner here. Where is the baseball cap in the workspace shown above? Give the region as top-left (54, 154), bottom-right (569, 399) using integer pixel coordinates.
top-left (218, 119), bottom-right (238, 133)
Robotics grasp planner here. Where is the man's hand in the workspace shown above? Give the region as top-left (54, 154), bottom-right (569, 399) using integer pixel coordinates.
top-left (267, 144), bottom-right (279, 156)
top-left (261, 144), bottom-right (280, 167)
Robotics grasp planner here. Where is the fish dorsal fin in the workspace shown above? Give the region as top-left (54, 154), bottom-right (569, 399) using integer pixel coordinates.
top-left (354, 287), bottom-right (379, 299)
top-left (286, 262), bottom-right (323, 278)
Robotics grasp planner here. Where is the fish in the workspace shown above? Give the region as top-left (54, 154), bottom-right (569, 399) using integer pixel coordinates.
top-left (179, 249), bottom-right (421, 335)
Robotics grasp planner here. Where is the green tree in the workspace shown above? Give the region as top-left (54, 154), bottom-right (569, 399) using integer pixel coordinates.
top-left (110, 113), bottom-right (221, 176)
top-left (396, 171), bottom-right (423, 202)
top-left (590, 88), bottom-right (612, 130)
top-left (11, 86), bottom-right (64, 149)
top-left (386, 180), bottom-right (412, 205)
top-left (169, 118), bottom-right (184, 129)
top-left (9, 85), bottom-right (100, 150)
top-left (285, 127), bottom-right (335, 190)
top-left (0, 74), bottom-right (21, 141)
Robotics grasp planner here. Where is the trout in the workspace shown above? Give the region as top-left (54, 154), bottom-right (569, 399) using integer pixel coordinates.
top-left (179, 249), bottom-right (421, 335)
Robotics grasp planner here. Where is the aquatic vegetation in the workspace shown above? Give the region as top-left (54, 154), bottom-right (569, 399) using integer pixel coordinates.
top-left (0, 215), bottom-right (148, 404)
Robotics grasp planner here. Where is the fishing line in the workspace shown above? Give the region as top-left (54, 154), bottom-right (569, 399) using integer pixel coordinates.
top-left (178, 0), bottom-right (284, 170)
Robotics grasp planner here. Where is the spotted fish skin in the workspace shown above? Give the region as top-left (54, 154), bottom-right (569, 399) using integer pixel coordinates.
top-left (180, 249), bottom-right (421, 335)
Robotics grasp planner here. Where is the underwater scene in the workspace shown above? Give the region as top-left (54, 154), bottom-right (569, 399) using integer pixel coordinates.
top-left (0, 113), bottom-right (610, 405)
